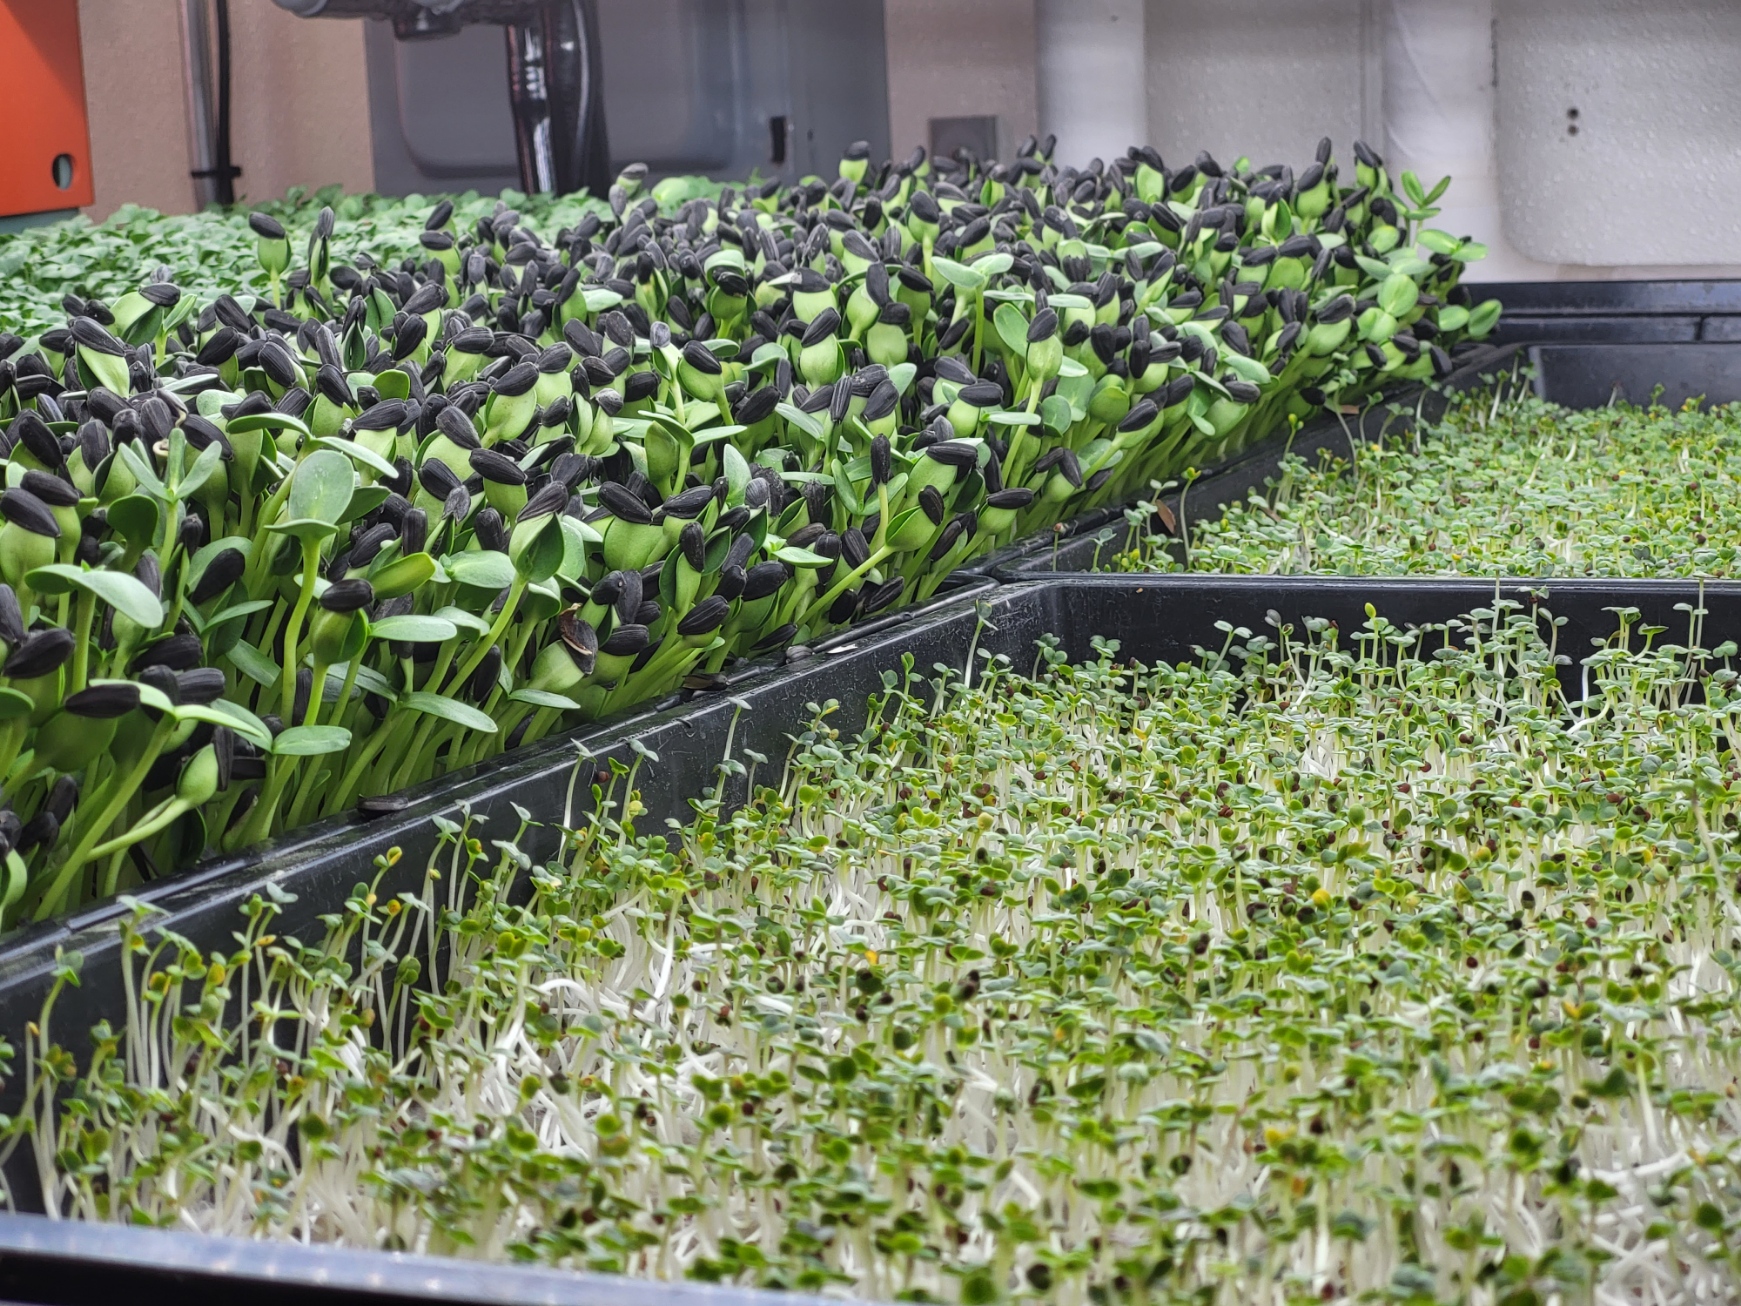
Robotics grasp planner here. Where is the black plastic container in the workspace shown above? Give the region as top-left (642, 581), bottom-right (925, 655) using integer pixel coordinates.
top-left (0, 572), bottom-right (1735, 1303)
top-left (1001, 339), bottom-right (1741, 575)
top-left (1473, 279), bottom-right (1741, 344)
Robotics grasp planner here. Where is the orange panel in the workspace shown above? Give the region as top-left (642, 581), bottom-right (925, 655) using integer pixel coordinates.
top-left (0, 0), bottom-right (97, 217)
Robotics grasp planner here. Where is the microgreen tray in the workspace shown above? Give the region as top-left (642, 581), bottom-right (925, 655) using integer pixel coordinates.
top-left (997, 338), bottom-right (1741, 575)
top-left (1474, 278), bottom-right (1741, 345)
top-left (0, 571), bottom-right (1736, 1302)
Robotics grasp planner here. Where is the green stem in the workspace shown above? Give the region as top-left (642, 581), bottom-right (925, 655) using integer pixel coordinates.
top-left (86, 797), bottom-right (189, 863)
top-left (34, 715), bottom-right (175, 919)
top-left (799, 545), bottom-right (894, 630)
top-left (67, 592), bottom-right (95, 696)
top-left (278, 540), bottom-right (322, 722)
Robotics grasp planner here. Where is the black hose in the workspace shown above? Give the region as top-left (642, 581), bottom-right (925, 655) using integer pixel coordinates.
top-left (212, 0), bottom-right (237, 205)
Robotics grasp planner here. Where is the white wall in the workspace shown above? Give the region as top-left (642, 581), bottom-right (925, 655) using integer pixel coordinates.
top-left (885, 0), bottom-right (1039, 161)
top-left (1495, 0), bottom-right (1741, 270)
top-left (884, 0), bottom-right (1741, 281)
top-left (1145, 0), bottom-right (1378, 176)
top-left (1036, 0), bottom-right (1146, 166)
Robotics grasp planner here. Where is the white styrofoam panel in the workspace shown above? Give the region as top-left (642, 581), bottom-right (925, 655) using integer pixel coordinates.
top-left (1496, 0), bottom-right (1741, 266)
top-left (1143, 0), bottom-right (1373, 175)
top-left (1037, 0), bottom-right (1147, 165)
top-left (885, 0), bottom-right (1038, 161)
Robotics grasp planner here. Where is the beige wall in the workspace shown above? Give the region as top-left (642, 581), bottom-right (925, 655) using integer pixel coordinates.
top-left (884, 0), bottom-right (1038, 160)
top-left (76, 0), bottom-right (375, 221)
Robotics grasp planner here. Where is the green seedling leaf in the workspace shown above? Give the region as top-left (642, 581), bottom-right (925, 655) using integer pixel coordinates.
top-left (225, 411), bottom-right (311, 437)
top-left (371, 614), bottom-right (458, 643)
top-left (177, 440), bottom-right (226, 502)
top-left (178, 701), bottom-right (274, 752)
top-left (435, 606), bottom-right (493, 637)
top-left (775, 546), bottom-right (833, 568)
top-left (107, 495), bottom-right (161, 549)
top-left (776, 403), bottom-right (824, 441)
top-left (510, 688), bottom-right (581, 711)
top-left (314, 436), bottom-right (398, 478)
top-left (930, 257), bottom-right (985, 291)
top-left (116, 443), bottom-right (167, 500)
top-left (272, 724), bottom-right (353, 757)
top-left (28, 565), bottom-right (164, 629)
top-left (368, 551), bottom-right (435, 602)
top-left (286, 449), bottom-right (354, 525)
top-left (445, 550), bottom-right (514, 591)
top-left (226, 639), bottom-right (281, 688)
top-left (993, 303), bottom-right (1031, 357)
top-left (400, 691), bottom-right (498, 733)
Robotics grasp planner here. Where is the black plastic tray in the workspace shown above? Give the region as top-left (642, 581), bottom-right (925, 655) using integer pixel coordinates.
top-left (1000, 339), bottom-right (1741, 575)
top-left (1473, 278), bottom-right (1741, 345)
top-left (0, 572), bottom-right (1737, 1302)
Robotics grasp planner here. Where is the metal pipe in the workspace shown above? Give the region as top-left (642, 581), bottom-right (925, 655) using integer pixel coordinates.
top-left (178, 0), bottom-right (219, 209)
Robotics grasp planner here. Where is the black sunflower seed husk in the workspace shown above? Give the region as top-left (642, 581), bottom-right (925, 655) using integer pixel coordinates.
top-left (987, 488), bottom-right (1036, 510)
top-left (681, 340), bottom-right (722, 375)
top-left (828, 587), bottom-right (861, 624)
top-left (924, 440), bottom-right (979, 469)
top-left (356, 793), bottom-right (410, 819)
top-left (63, 682), bottom-right (140, 719)
top-left (519, 481), bottom-right (569, 522)
top-left (0, 489), bottom-right (59, 538)
top-left (436, 403), bottom-right (481, 448)
top-left (396, 505), bottom-right (428, 555)
top-left (599, 481), bottom-right (653, 525)
top-left (862, 576), bottom-right (905, 615)
top-left (558, 610), bottom-right (598, 662)
top-left (470, 447), bottom-right (528, 485)
top-left (418, 458), bottom-right (462, 500)
top-left (248, 212), bottom-right (286, 240)
top-left (740, 560), bottom-right (789, 602)
top-left (189, 547), bottom-right (247, 604)
top-left (677, 594), bottom-right (730, 637)
top-left (471, 508), bottom-right (508, 553)
top-left (612, 569), bottom-right (643, 624)
top-left (71, 315), bottom-right (127, 357)
top-left (0, 587), bottom-right (22, 648)
top-left (600, 623), bottom-right (650, 657)
top-left (17, 811), bottom-right (60, 854)
top-left (132, 630), bottom-right (203, 673)
top-left (13, 411), bottom-right (64, 467)
top-left (137, 664), bottom-right (180, 711)
top-left (715, 563), bottom-right (747, 601)
top-left (673, 521), bottom-right (706, 574)
top-left (6, 627), bottom-right (75, 679)
top-left (634, 599), bottom-right (661, 627)
top-left (45, 774), bottom-right (78, 825)
top-left (661, 485), bottom-right (715, 521)
top-left (918, 485), bottom-right (946, 525)
top-left (929, 517), bottom-right (965, 560)
top-left (175, 667), bottom-right (226, 705)
top-left (212, 725), bottom-right (234, 789)
top-left (352, 399), bottom-right (408, 433)
top-left (182, 414), bottom-right (234, 460)
top-left (321, 578), bottom-right (375, 613)
top-left (20, 469), bottom-right (78, 507)
top-left (467, 645), bottom-right (502, 702)
top-left (437, 484), bottom-right (471, 524)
